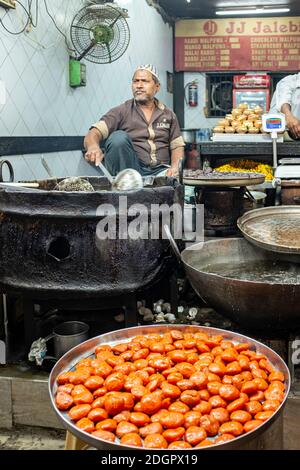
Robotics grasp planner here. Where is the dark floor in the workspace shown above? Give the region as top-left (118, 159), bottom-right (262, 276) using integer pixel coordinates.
top-left (0, 426), bottom-right (65, 450)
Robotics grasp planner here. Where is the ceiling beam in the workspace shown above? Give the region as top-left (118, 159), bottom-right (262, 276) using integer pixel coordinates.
top-left (146, 0), bottom-right (174, 24)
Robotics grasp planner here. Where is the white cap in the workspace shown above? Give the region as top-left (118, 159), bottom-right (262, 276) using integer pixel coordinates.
top-left (134, 64), bottom-right (160, 83)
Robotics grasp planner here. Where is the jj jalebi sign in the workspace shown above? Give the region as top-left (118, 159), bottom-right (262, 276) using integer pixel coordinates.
top-left (175, 17), bottom-right (300, 71)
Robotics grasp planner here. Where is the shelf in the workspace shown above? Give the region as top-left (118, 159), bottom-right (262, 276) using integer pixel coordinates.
top-left (199, 142), bottom-right (300, 157)
top-left (211, 134), bottom-right (283, 143)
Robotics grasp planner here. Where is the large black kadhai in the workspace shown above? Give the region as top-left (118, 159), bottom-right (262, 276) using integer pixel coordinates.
top-left (0, 177), bottom-right (183, 301)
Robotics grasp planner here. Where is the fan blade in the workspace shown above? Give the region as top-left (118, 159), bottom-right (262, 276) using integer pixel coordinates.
top-left (72, 25), bottom-right (95, 33)
top-left (78, 41), bottom-right (97, 61)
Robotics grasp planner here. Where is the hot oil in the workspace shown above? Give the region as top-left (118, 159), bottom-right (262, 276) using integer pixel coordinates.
top-left (199, 260), bottom-right (300, 284)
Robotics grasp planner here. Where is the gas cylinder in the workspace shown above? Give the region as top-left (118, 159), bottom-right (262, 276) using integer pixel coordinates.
top-left (185, 144), bottom-right (200, 169)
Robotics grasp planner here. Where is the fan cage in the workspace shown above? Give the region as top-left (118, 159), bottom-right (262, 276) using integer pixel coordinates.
top-left (70, 5), bottom-right (130, 64)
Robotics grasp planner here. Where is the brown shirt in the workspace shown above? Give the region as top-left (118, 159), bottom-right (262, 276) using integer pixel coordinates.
top-left (91, 99), bottom-right (185, 166)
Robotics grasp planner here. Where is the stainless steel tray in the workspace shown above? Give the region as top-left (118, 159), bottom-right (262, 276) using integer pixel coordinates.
top-left (238, 206), bottom-right (300, 259)
top-left (183, 174), bottom-right (265, 187)
top-left (48, 324), bottom-right (290, 451)
top-left (211, 133), bottom-right (283, 143)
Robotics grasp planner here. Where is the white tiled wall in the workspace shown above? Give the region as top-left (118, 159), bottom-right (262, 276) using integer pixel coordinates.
top-left (184, 72), bottom-right (219, 130)
top-left (0, 0), bottom-right (173, 180)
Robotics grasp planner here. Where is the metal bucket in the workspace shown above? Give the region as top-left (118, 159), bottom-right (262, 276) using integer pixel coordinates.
top-left (181, 128), bottom-right (197, 144)
top-left (53, 321), bottom-right (89, 359)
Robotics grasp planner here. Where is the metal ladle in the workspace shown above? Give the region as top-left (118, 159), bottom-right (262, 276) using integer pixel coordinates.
top-left (97, 161), bottom-right (144, 191)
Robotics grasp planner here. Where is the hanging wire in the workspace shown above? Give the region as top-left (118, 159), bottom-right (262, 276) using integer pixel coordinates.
top-left (0, 4), bottom-right (9, 21)
top-left (0, 0), bottom-right (30, 35)
top-left (0, 0), bottom-right (76, 54)
top-left (28, 0), bottom-right (38, 28)
top-left (43, 0), bottom-right (75, 54)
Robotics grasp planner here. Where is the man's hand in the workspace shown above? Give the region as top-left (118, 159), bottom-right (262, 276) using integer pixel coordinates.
top-left (169, 148), bottom-right (184, 178)
top-left (85, 146), bottom-right (104, 166)
top-left (166, 166), bottom-right (179, 178)
top-left (286, 115), bottom-right (300, 139)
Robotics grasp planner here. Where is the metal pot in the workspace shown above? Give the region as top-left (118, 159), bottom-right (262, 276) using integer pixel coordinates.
top-left (49, 324), bottom-right (290, 450)
top-left (281, 180), bottom-right (300, 205)
top-left (181, 128), bottom-right (198, 144)
top-left (243, 191), bottom-right (266, 213)
top-left (181, 237), bottom-right (300, 330)
top-left (52, 321), bottom-right (89, 359)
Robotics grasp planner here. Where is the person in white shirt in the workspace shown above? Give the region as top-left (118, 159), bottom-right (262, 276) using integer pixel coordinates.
top-left (270, 73), bottom-right (300, 139)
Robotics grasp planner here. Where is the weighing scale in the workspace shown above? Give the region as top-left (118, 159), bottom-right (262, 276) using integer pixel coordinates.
top-left (262, 112), bottom-right (300, 181)
top-left (276, 158), bottom-right (300, 180)
top-left (261, 112), bottom-right (286, 172)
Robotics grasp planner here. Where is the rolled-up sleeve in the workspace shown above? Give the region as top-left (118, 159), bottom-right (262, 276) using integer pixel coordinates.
top-left (91, 105), bottom-right (123, 139)
top-left (169, 112), bottom-right (185, 150)
top-left (273, 75), bottom-right (298, 112)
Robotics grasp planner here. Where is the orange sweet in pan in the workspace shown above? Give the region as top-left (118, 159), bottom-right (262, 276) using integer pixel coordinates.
top-left (55, 330), bottom-right (286, 449)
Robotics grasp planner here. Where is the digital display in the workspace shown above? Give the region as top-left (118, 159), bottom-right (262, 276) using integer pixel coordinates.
top-left (265, 118), bottom-right (283, 129)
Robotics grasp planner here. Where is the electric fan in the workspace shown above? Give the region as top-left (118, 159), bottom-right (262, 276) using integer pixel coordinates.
top-left (70, 3), bottom-right (130, 64)
top-left (211, 81), bottom-right (233, 113)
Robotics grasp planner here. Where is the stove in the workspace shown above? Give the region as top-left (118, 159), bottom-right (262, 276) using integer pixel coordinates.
top-left (195, 186), bottom-right (245, 235)
top-left (276, 158), bottom-right (300, 179)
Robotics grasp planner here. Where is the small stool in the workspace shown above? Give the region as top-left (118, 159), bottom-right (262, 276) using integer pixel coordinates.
top-left (65, 431), bottom-right (89, 450)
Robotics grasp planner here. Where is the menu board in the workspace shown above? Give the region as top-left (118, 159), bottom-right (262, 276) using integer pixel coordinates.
top-left (175, 17), bottom-right (300, 71)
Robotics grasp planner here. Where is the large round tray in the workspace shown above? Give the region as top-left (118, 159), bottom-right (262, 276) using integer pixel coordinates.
top-left (183, 173), bottom-right (265, 187)
top-left (49, 324), bottom-right (290, 451)
top-left (238, 206), bottom-right (300, 259)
